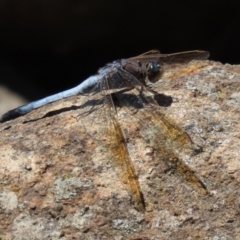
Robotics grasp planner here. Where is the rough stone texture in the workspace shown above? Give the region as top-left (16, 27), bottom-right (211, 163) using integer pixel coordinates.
top-left (0, 60), bottom-right (239, 239)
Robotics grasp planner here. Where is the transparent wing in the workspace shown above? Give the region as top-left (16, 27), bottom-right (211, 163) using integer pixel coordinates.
top-left (75, 74), bottom-right (146, 212)
top-left (112, 71), bottom-right (208, 195)
top-left (129, 50), bottom-right (209, 65)
top-left (100, 100), bottom-right (145, 211)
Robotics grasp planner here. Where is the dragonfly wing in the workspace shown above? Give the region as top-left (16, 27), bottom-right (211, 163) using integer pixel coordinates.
top-left (101, 102), bottom-right (145, 211)
top-left (114, 84), bottom-right (207, 195)
top-left (77, 75), bottom-right (145, 212)
top-left (156, 50), bottom-right (210, 64)
top-left (129, 49), bottom-right (161, 59)
top-left (137, 103), bottom-right (208, 195)
top-left (128, 50), bottom-right (209, 65)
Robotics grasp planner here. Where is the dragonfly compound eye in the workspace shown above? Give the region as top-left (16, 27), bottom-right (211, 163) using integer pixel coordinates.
top-left (146, 61), bottom-right (162, 83)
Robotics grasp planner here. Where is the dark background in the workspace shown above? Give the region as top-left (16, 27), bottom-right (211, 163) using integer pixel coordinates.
top-left (0, 0), bottom-right (240, 102)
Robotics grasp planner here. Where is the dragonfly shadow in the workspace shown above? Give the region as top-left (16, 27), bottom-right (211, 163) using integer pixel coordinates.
top-left (22, 106), bottom-right (80, 123)
top-left (23, 98), bottom-right (103, 123)
top-left (113, 92), bottom-right (173, 109)
top-left (23, 92), bottom-right (173, 123)
top-left (153, 93), bottom-right (173, 107)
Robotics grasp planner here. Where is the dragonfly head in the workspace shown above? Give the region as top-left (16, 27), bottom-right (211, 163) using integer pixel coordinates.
top-left (145, 61), bottom-right (162, 83)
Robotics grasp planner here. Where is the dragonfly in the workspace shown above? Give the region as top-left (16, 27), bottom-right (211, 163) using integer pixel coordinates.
top-left (0, 49), bottom-right (210, 211)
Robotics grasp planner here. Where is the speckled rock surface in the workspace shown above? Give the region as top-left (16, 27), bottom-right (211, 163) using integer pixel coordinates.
top-left (0, 60), bottom-right (239, 239)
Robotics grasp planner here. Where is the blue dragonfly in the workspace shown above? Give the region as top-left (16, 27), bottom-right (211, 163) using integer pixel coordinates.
top-left (0, 50), bottom-right (209, 211)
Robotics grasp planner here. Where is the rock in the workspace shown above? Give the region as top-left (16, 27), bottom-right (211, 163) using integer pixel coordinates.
top-left (0, 59), bottom-right (240, 239)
